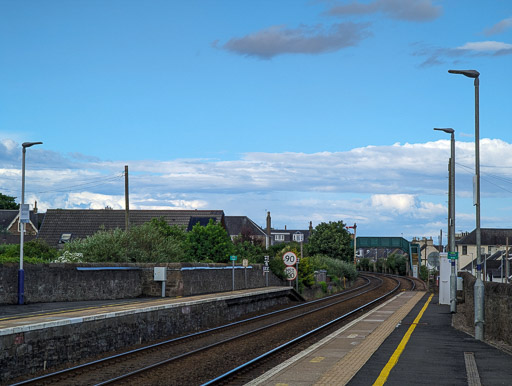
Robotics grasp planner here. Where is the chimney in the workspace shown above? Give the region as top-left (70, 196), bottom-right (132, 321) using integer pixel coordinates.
top-left (266, 212), bottom-right (271, 249)
top-left (34, 201), bottom-right (38, 214)
top-left (309, 221), bottom-right (313, 232)
top-left (285, 225), bottom-right (287, 230)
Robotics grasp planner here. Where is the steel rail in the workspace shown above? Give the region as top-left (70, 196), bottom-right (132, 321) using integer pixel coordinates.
top-left (93, 275), bottom-right (384, 385)
top-left (11, 276), bottom-right (375, 386)
top-left (202, 276), bottom-right (401, 385)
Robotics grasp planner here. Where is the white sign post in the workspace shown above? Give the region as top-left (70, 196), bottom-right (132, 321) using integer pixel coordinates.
top-left (264, 256), bottom-right (269, 286)
top-left (283, 252), bottom-right (298, 286)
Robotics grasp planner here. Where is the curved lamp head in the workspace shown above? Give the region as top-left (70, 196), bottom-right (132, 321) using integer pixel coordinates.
top-left (22, 142), bottom-right (43, 149)
top-left (434, 128), bottom-right (454, 134)
top-left (448, 69), bottom-right (479, 78)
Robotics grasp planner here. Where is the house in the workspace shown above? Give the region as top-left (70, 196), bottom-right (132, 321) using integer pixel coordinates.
top-left (37, 209), bottom-right (225, 248)
top-left (262, 211), bottom-right (313, 246)
top-left (411, 237), bottom-right (443, 269)
top-left (224, 216), bottom-right (267, 246)
top-left (0, 206), bottom-right (45, 244)
top-left (270, 227), bottom-right (311, 245)
top-left (456, 228), bottom-right (512, 272)
top-left (460, 249), bottom-right (511, 282)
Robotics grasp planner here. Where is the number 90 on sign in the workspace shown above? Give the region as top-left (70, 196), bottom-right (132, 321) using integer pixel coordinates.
top-left (284, 266), bottom-right (297, 281)
top-left (282, 251), bottom-right (297, 266)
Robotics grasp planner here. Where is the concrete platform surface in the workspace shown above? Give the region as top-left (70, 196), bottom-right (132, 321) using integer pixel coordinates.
top-left (349, 294), bottom-right (512, 386)
top-left (0, 287), bottom-right (288, 334)
top-left (249, 292), bottom-right (512, 386)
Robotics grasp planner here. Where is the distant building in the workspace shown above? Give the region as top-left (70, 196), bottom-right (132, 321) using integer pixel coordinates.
top-left (411, 237), bottom-right (443, 269)
top-left (0, 204), bottom-right (44, 244)
top-left (456, 228), bottom-right (512, 271)
top-left (224, 216), bottom-right (267, 246)
top-left (264, 212), bottom-right (312, 246)
top-left (37, 209), bottom-right (225, 248)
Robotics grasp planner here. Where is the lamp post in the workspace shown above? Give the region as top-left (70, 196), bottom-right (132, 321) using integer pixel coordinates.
top-left (434, 128), bottom-right (456, 313)
top-left (448, 68), bottom-right (484, 340)
top-left (346, 223), bottom-right (357, 266)
top-left (18, 141), bottom-right (43, 305)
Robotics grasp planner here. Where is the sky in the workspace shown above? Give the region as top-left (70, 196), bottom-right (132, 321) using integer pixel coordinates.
top-left (1, 0), bottom-right (512, 242)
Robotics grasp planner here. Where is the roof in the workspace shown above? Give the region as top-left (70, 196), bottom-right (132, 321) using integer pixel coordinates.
top-left (37, 209), bottom-right (225, 247)
top-left (271, 229), bottom-right (311, 244)
top-left (0, 210), bottom-right (42, 230)
top-left (456, 228), bottom-right (512, 246)
top-left (224, 216), bottom-right (267, 238)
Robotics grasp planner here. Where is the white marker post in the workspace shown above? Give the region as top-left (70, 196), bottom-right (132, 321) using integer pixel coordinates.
top-left (230, 255), bottom-right (237, 291)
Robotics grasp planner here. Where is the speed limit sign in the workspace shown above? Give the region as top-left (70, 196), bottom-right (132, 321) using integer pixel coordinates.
top-left (284, 266), bottom-right (297, 280)
top-left (282, 251), bottom-right (297, 266)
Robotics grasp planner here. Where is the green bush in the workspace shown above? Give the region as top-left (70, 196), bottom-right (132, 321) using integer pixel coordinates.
top-left (420, 265), bottom-right (429, 281)
top-left (358, 257), bottom-right (370, 271)
top-left (318, 281), bottom-right (328, 293)
top-left (309, 254), bottom-right (358, 281)
top-left (64, 220), bottom-right (188, 263)
top-left (0, 240), bottom-right (58, 262)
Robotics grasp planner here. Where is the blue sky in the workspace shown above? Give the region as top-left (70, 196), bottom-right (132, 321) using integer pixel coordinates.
top-left (1, 0), bottom-right (512, 241)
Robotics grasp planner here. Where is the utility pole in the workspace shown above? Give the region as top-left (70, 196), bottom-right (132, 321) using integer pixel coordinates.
top-left (506, 237), bottom-right (510, 284)
top-left (434, 127), bottom-right (456, 313)
top-left (125, 165), bottom-right (130, 231)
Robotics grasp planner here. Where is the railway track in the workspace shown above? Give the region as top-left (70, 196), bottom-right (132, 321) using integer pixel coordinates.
top-left (11, 273), bottom-right (416, 385)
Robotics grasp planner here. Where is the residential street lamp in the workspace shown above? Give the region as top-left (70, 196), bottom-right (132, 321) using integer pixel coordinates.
top-left (448, 69), bottom-right (484, 340)
top-left (18, 141), bottom-right (43, 305)
top-left (434, 128), bottom-right (456, 313)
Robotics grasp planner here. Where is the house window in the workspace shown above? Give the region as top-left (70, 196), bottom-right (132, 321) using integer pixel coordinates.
top-left (293, 233), bottom-right (304, 242)
top-left (462, 246), bottom-right (467, 255)
top-left (275, 234), bottom-right (285, 241)
top-left (488, 246), bottom-right (492, 254)
top-left (59, 233), bottom-right (72, 244)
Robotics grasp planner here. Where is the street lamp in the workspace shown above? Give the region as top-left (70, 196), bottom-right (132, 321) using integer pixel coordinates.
top-left (18, 141), bottom-right (43, 305)
top-left (434, 128), bottom-right (456, 313)
top-left (448, 68), bottom-right (484, 340)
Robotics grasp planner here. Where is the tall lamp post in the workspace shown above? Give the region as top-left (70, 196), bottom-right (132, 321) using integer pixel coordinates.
top-left (18, 141), bottom-right (43, 305)
top-left (434, 128), bottom-right (456, 313)
top-left (448, 69), bottom-right (484, 340)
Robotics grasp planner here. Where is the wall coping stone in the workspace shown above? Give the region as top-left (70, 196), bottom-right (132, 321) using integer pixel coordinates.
top-left (0, 287), bottom-right (289, 337)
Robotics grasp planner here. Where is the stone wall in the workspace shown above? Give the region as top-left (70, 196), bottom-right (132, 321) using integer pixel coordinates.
top-left (0, 288), bottom-right (295, 382)
top-left (457, 272), bottom-right (512, 346)
top-left (0, 262), bottom-right (286, 304)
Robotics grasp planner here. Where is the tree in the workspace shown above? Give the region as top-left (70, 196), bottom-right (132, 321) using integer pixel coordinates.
top-left (307, 221), bottom-right (352, 261)
top-left (185, 219), bottom-right (233, 263)
top-left (0, 193), bottom-right (19, 209)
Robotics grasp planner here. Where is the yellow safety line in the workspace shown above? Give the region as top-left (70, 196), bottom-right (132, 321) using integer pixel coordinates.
top-left (373, 293), bottom-right (433, 386)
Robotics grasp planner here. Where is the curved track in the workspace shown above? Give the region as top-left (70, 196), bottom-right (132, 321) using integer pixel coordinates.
top-left (11, 274), bottom-right (415, 386)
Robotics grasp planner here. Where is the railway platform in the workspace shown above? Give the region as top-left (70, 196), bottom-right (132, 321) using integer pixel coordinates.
top-left (250, 291), bottom-right (512, 386)
top-left (0, 286), bottom-right (296, 383)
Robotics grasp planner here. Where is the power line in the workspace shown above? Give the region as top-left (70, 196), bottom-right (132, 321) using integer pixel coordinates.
top-left (35, 173), bottom-right (124, 194)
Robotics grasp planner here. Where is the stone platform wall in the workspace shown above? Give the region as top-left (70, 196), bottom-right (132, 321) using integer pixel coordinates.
top-left (458, 272), bottom-right (512, 346)
top-left (0, 288), bottom-right (296, 382)
top-left (0, 263), bottom-right (285, 304)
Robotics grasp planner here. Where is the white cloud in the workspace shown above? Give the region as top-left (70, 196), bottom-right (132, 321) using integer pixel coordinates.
top-left (457, 41), bottom-right (512, 52)
top-left (216, 23), bottom-right (371, 59)
top-left (2, 138), bottom-right (512, 239)
top-left (484, 17), bottom-right (512, 36)
top-left (414, 40), bottom-right (512, 67)
top-left (327, 0), bottom-right (442, 22)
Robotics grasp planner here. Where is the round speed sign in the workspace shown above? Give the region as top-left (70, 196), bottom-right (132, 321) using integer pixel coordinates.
top-left (284, 266), bottom-right (297, 280)
top-left (282, 251), bottom-right (297, 266)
